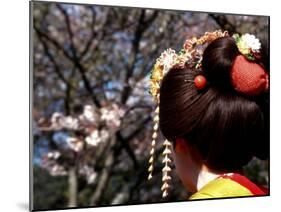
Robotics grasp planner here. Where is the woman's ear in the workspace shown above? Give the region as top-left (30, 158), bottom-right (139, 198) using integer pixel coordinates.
top-left (175, 138), bottom-right (189, 154)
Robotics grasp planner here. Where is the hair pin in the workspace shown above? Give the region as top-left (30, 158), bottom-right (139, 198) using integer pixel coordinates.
top-left (194, 75), bottom-right (207, 90)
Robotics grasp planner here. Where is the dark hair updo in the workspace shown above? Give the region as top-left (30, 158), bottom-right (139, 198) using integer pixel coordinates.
top-left (159, 36), bottom-right (269, 173)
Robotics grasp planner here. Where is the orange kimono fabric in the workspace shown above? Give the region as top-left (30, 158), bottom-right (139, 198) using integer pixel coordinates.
top-left (189, 173), bottom-right (267, 200)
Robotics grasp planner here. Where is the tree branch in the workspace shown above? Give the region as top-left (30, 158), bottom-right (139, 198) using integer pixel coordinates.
top-left (116, 131), bottom-right (139, 169)
top-left (121, 10), bottom-right (158, 104)
top-left (124, 116), bottom-right (151, 142)
top-left (56, 4), bottom-right (78, 59)
top-left (128, 147), bottom-right (163, 201)
top-left (36, 33), bottom-right (73, 90)
top-left (34, 25), bottom-right (73, 61)
top-left (90, 135), bottom-right (116, 205)
top-left (79, 6), bottom-right (97, 60)
top-left (209, 14), bottom-right (237, 34)
top-left (34, 24), bottom-right (101, 108)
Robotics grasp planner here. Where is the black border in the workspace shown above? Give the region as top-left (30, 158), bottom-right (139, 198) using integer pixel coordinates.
top-left (29, 0), bottom-right (270, 211)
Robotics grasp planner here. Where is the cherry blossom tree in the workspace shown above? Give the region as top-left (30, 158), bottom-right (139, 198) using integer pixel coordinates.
top-left (32, 1), bottom-right (269, 209)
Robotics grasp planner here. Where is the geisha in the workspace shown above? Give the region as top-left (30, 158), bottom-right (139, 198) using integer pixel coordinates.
top-left (148, 30), bottom-right (269, 199)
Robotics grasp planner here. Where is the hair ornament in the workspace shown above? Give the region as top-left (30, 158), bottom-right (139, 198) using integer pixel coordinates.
top-left (231, 55), bottom-right (269, 95)
top-left (149, 30), bottom-right (228, 102)
top-left (194, 75), bottom-right (207, 90)
top-left (232, 33), bottom-right (261, 61)
top-left (230, 33), bottom-right (268, 95)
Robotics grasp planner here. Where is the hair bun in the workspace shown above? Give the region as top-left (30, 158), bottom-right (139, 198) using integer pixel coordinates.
top-left (231, 55), bottom-right (269, 96)
top-left (202, 36), bottom-right (268, 96)
top-left (202, 37), bottom-right (240, 92)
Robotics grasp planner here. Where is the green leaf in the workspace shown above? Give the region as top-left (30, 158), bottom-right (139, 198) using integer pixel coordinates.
top-left (246, 54), bottom-right (255, 61)
top-left (179, 49), bottom-right (186, 55)
top-left (232, 34), bottom-right (240, 43)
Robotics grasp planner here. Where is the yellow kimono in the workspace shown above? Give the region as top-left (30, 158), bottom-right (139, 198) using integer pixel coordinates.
top-left (189, 173), bottom-right (267, 200)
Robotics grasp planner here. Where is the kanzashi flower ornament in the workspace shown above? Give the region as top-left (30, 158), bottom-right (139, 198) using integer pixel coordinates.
top-left (233, 33), bottom-right (262, 61)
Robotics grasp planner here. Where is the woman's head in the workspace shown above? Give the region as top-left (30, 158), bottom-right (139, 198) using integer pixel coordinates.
top-left (159, 36), bottom-right (269, 174)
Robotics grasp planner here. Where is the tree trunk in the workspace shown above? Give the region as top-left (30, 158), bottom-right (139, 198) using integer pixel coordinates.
top-left (90, 135), bottom-right (116, 205)
top-left (68, 166), bottom-right (78, 207)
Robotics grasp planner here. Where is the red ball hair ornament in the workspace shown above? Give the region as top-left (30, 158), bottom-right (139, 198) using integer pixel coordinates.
top-left (231, 55), bottom-right (269, 96)
top-left (194, 75), bottom-right (207, 90)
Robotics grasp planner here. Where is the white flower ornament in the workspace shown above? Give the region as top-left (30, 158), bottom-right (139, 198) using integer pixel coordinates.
top-left (157, 48), bottom-right (178, 75)
top-left (233, 33), bottom-right (261, 61)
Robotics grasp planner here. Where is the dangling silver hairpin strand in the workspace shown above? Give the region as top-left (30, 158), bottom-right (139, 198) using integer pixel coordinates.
top-left (148, 95), bottom-right (160, 180)
top-left (161, 139), bottom-right (172, 198)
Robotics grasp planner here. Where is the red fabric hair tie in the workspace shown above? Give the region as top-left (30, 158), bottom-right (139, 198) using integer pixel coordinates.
top-left (231, 55), bottom-right (269, 96)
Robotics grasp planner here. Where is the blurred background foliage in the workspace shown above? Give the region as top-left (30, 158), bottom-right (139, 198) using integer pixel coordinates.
top-left (32, 1), bottom-right (269, 210)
